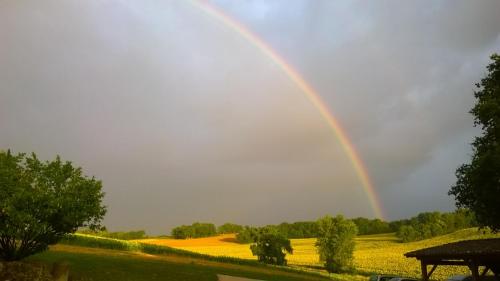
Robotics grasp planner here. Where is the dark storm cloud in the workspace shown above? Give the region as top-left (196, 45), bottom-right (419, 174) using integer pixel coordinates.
top-left (216, 0), bottom-right (500, 218)
top-left (1, 0), bottom-right (499, 233)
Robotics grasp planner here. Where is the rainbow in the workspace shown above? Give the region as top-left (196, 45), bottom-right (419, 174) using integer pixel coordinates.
top-left (190, 0), bottom-right (385, 220)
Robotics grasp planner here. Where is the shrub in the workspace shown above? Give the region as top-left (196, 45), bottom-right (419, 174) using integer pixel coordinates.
top-left (315, 215), bottom-right (358, 273)
top-left (250, 227), bottom-right (292, 265)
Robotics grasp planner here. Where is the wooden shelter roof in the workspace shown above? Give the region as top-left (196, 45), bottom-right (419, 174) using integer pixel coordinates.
top-left (405, 239), bottom-right (500, 281)
top-left (405, 238), bottom-right (500, 259)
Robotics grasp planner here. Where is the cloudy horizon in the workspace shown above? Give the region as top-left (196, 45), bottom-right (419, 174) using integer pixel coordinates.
top-left (1, 0), bottom-right (499, 234)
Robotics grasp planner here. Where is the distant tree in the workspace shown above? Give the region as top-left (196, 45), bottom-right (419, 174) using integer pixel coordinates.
top-left (449, 54), bottom-right (500, 232)
top-left (397, 225), bottom-right (419, 242)
top-left (351, 217), bottom-right (391, 235)
top-left (171, 222), bottom-right (216, 239)
top-left (450, 209), bottom-right (477, 229)
top-left (218, 223), bottom-right (243, 234)
top-left (171, 225), bottom-right (193, 239)
top-left (389, 219), bottom-right (410, 232)
top-left (192, 222), bottom-right (216, 237)
top-left (0, 151), bottom-right (106, 261)
top-left (276, 221), bottom-right (319, 238)
top-left (315, 215), bottom-right (358, 273)
top-left (250, 227), bottom-right (293, 265)
top-left (394, 210), bottom-right (476, 242)
top-left (235, 226), bottom-right (258, 243)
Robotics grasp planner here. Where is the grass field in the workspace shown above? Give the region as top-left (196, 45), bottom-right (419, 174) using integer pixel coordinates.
top-left (28, 235), bottom-right (330, 281)
top-left (25, 228), bottom-right (499, 281)
top-left (29, 245), bottom-right (330, 281)
top-left (138, 228), bottom-right (500, 280)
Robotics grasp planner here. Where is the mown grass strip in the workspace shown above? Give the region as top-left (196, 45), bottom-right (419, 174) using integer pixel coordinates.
top-left (58, 234), bottom-right (329, 279)
top-left (32, 249), bottom-right (330, 281)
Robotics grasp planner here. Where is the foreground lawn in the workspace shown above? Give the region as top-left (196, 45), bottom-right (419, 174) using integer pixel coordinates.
top-left (29, 245), bottom-right (330, 281)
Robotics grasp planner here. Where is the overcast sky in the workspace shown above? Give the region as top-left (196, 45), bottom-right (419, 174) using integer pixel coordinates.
top-left (1, 0), bottom-right (499, 234)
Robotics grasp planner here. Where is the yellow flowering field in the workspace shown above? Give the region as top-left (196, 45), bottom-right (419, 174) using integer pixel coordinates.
top-left (138, 228), bottom-right (499, 280)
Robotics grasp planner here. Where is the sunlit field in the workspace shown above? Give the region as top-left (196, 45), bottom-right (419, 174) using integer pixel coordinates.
top-left (138, 228), bottom-right (499, 280)
top-left (27, 233), bottom-right (331, 281)
top-left (139, 235), bottom-right (255, 260)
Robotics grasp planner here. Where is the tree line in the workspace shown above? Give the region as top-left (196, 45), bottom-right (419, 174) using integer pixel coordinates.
top-left (171, 222), bottom-right (217, 239)
top-left (78, 228), bottom-right (147, 240)
top-left (394, 209), bottom-right (476, 242)
top-left (168, 219), bottom-right (384, 240)
top-left (170, 209), bottom-right (477, 242)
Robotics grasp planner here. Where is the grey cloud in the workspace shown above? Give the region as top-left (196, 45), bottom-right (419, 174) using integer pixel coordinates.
top-left (1, 0), bottom-right (499, 233)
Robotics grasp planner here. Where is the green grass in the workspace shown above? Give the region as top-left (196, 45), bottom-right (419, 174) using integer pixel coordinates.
top-left (27, 228), bottom-right (498, 281)
top-left (29, 233), bottom-right (330, 281)
top-left (29, 249), bottom-right (330, 281)
top-left (60, 233), bottom-right (260, 265)
top-left (32, 250), bottom-right (219, 281)
top-left (59, 233), bottom-right (327, 277)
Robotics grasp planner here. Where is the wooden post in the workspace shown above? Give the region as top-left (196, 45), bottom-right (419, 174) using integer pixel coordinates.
top-left (481, 267), bottom-right (489, 277)
top-left (468, 260), bottom-right (480, 281)
top-left (421, 260), bottom-right (429, 281)
top-left (428, 264), bottom-right (438, 278)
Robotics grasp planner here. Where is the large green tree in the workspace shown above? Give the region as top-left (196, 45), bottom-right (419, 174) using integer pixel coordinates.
top-left (449, 54), bottom-right (500, 231)
top-left (315, 215), bottom-right (358, 273)
top-left (250, 227), bottom-right (293, 265)
top-left (0, 151), bottom-right (106, 260)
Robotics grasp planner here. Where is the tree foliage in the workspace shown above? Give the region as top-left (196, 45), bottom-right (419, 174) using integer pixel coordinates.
top-left (0, 151), bottom-right (106, 261)
top-left (351, 218), bottom-right (391, 235)
top-left (250, 227), bottom-right (292, 265)
top-left (449, 54), bottom-right (500, 232)
top-left (217, 223), bottom-right (243, 234)
top-left (394, 210), bottom-right (476, 242)
top-left (315, 215), bottom-right (358, 273)
top-left (274, 221), bottom-right (319, 238)
top-left (171, 222), bottom-right (217, 239)
top-left (234, 221), bottom-right (319, 244)
top-left (235, 226), bottom-right (258, 243)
